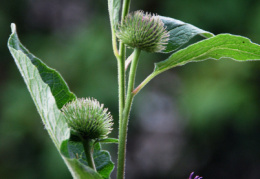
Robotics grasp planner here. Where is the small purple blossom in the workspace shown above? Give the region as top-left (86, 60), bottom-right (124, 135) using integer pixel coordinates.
top-left (189, 172), bottom-right (203, 179)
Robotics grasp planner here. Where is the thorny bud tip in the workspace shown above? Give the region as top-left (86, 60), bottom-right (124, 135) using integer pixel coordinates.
top-left (61, 98), bottom-right (113, 140)
top-left (116, 10), bottom-right (169, 53)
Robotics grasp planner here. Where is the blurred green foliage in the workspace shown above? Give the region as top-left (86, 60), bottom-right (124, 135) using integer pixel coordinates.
top-left (1, 0), bottom-right (260, 178)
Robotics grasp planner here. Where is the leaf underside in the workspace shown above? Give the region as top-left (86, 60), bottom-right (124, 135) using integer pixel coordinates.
top-left (108, 0), bottom-right (121, 29)
top-left (8, 23), bottom-right (114, 179)
top-left (8, 25), bottom-right (76, 110)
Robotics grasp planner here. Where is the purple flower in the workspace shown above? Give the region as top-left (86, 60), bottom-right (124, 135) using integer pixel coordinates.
top-left (189, 172), bottom-right (203, 179)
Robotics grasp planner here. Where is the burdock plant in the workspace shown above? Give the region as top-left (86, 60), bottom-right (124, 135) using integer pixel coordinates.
top-left (8, 0), bottom-right (260, 178)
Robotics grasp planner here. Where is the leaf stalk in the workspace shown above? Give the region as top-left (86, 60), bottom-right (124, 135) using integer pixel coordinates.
top-left (133, 71), bottom-right (159, 95)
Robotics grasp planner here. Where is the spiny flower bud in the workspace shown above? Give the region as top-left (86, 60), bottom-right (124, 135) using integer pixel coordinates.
top-left (61, 98), bottom-right (113, 140)
top-left (116, 10), bottom-right (169, 53)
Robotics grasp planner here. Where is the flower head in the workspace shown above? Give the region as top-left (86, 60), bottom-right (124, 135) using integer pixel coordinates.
top-left (116, 10), bottom-right (169, 53)
top-left (61, 98), bottom-right (113, 140)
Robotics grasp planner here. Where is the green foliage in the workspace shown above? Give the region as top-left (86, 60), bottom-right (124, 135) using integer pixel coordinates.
top-left (8, 23), bottom-right (115, 179)
top-left (108, 0), bottom-right (121, 29)
top-left (108, 0), bottom-right (121, 53)
top-left (159, 16), bottom-right (214, 53)
top-left (8, 23), bottom-right (76, 110)
top-left (8, 23), bottom-right (72, 148)
top-left (61, 137), bottom-right (114, 179)
top-left (6, 0), bottom-right (260, 178)
top-left (155, 34), bottom-right (260, 74)
top-left (59, 157), bottom-right (102, 179)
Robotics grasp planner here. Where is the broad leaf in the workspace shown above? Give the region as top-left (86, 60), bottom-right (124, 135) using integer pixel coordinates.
top-left (61, 134), bottom-right (115, 179)
top-left (154, 34), bottom-right (260, 74)
top-left (159, 16), bottom-right (214, 53)
top-left (62, 157), bottom-right (102, 179)
top-left (8, 23), bottom-right (74, 149)
top-left (8, 23), bottom-right (114, 178)
top-left (8, 25), bottom-right (76, 110)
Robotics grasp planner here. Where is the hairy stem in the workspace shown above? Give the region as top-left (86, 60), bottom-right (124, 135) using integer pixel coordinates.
top-left (118, 46), bottom-right (125, 128)
top-left (133, 71), bottom-right (160, 95)
top-left (82, 139), bottom-right (96, 171)
top-left (117, 0), bottom-right (131, 128)
top-left (117, 0), bottom-right (131, 179)
top-left (117, 48), bottom-right (141, 179)
top-left (121, 0), bottom-right (131, 22)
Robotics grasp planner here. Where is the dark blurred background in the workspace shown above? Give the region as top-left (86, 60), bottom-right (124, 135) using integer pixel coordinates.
top-left (1, 0), bottom-right (260, 178)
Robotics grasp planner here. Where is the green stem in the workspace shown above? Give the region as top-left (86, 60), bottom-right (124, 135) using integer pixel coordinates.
top-left (117, 46), bottom-right (125, 134)
top-left (117, 48), bottom-right (141, 179)
top-left (121, 0), bottom-right (131, 22)
top-left (117, 0), bottom-right (131, 128)
top-left (82, 139), bottom-right (96, 171)
top-left (116, 0), bottom-right (131, 179)
top-left (117, 0), bottom-right (130, 179)
top-left (132, 71), bottom-right (159, 95)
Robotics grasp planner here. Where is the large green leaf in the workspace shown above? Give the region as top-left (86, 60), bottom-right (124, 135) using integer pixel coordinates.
top-left (8, 25), bottom-right (76, 110)
top-left (8, 23), bottom-right (74, 149)
top-left (159, 16), bottom-right (214, 53)
top-left (135, 34), bottom-right (260, 94)
top-left (154, 34), bottom-right (260, 74)
top-left (61, 135), bottom-right (114, 179)
top-left (8, 23), bottom-right (114, 178)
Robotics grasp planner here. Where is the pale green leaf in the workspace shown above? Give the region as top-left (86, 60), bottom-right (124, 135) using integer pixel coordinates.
top-left (8, 23), bottom-right (73, 149)
top-left (108, 0), bottom-right (121, 26)
top-left (8, 23), bottom-right (114, 178)
top-left (108, 0), bottom-right (121, 35)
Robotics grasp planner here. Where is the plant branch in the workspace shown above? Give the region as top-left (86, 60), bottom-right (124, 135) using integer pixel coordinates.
top-left (117, 48), bottom-right (141, 179)
top-left (125, 51), bottom-right (134, 71)
top-left (133, 71), bottom-right (159, 95)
